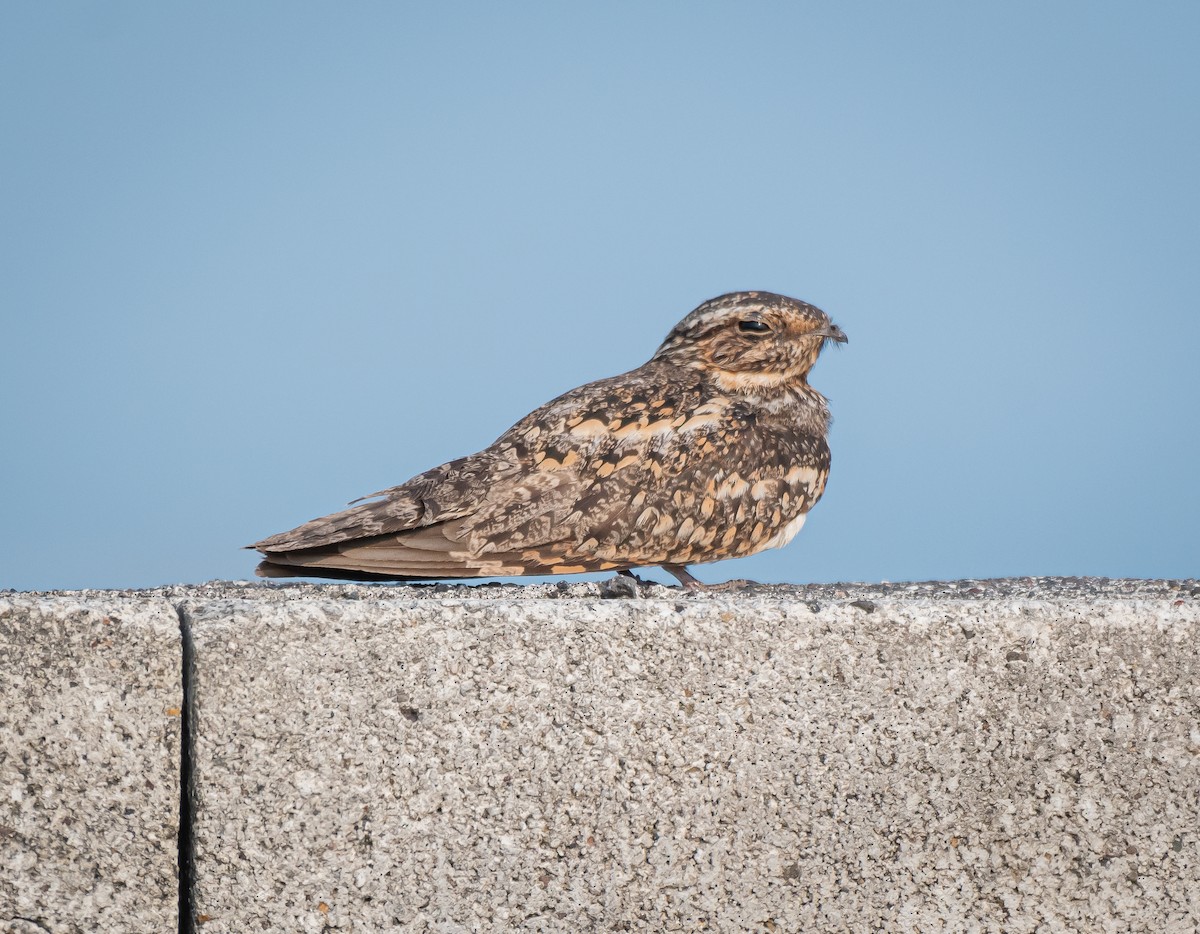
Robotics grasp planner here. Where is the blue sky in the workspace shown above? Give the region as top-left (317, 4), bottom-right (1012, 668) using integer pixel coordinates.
top-left (2, 3), bottom-right (1197, 590)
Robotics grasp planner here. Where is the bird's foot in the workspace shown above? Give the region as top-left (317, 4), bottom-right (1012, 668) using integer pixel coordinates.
top-left (663, 564), bottom-right (703, 589)
top-left (662, 564), bottom-right (761, 592)
top-left (611, 566), bottom-right (761, 593)
top-left (702, 578), bottom-right (761, 592)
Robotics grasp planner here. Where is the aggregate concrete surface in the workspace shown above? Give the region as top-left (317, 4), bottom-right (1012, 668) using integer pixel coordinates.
top-left (167, 578), bottom-right (1199, 933)
top-left (0, 595), bottom-right (182, 934)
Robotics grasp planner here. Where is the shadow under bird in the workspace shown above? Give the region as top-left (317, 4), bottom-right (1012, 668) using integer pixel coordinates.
top-left (251, 291), bottom-right (847, 587)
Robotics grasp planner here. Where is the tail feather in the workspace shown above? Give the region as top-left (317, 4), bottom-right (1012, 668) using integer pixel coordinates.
top-left (254, 561), bottom-right (472, 582)
top-left (255, 517), bottom-right (540, 580)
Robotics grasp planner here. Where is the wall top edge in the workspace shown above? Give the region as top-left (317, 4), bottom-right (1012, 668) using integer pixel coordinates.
top-left (3, 576), bottom-right (1197, 605)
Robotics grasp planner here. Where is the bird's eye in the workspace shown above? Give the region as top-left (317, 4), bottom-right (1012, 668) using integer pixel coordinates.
top-left (738, 319), bottom-right (771, 334)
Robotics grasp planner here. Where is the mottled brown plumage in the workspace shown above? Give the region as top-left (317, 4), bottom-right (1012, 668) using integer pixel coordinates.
top-left (251, 291), bottom-right (846, 586)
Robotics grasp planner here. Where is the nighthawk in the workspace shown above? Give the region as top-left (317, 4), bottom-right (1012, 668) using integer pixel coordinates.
top-left (252, 291), bottom-right (846, 587)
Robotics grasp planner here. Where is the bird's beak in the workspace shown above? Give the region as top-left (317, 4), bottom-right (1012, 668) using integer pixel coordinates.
top-left (817, 323), bottom-right (848, 344)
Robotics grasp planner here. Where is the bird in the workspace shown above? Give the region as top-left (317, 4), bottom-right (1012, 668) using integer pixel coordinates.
top-left (251, 290), bottom-right (847, 588)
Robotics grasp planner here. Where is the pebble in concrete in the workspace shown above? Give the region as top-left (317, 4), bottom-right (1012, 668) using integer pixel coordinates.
top-left (0, 595), bottom-right (182, 934)
top-left (182, 582), bottom-right (1200, 932)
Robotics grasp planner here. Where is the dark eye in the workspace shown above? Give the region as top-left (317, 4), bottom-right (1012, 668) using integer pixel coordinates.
top-left (738, 319), bottom-right (771, 334)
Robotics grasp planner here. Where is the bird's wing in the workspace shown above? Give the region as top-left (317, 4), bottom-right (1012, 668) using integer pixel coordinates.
top-left (252, 368), bottom-right (670, 578)
top-left (255, 453), bottom-right (617, 579)
top-left (251, 452), bottom-right (524, 553)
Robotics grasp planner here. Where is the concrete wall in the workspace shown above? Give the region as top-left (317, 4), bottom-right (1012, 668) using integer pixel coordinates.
top-left (3, 580), bottom-right (1198, 933)
top-left (1, 595), bottom-right (182, 934)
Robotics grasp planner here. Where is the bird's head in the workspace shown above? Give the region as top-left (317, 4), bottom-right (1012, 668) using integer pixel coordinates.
top-left (652, 291), bottom-right (847, 389)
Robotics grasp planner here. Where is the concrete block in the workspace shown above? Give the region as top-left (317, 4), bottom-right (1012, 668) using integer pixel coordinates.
top-left (0, 595), bottom-right (182, 934)
top-left (182, 580), bottom-right (1200, 932)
